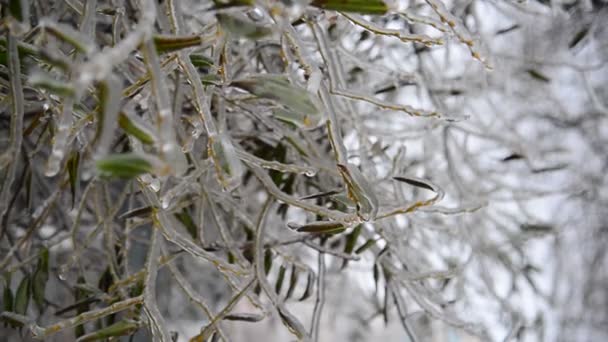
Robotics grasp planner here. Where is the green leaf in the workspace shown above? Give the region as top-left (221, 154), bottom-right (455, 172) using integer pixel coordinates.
top-left (373, 263), bottom-right (380, 293)
top-left (153, 35), bottom-right (203, 54)
top-left (299, 272), bottom-right (314, 301)
top-left (288, 221), bottom-right (346, 234)
top-left (208, 133), bottom-right (244, 190)
top-left (189, 54), bottom-right (214, 69)
top-left (393, 176), bottom-right (435, 192)
top-left (223, 313), bottom-right (264, 322)
top-left (174, 208), bottom-right (198, 240)
top-left (526, 69), bottom-right (550, 83)
top-left (337, 164), bottom-right (379, 221)
top-left (284, 265), bottom-right (299, 301)
top-left (275, 265), bottom-right (286, 294)
top-left (42, 21), bottom-right (96, 54)
top-left (520, 223), bottom-right (553, 233)
top-left (3, 277), bottom-right (13, 313)
top-left (77, 320), bottom-right (139, 341)
top-left (67, 151), bottom-right (80, 208)
top-left (264, 249), bottom-right (273, 275)
top-left (14, 274), bottom-right (31, 315)
top-left (29, 73), bottom-right (76, 97)
top-left (212, 0), bottom-right (254, 9)
top-left (277, 309), bottom-right (305, 340)
top-left (355, 238), bottom-right (378, 254)
top-left (118, 112), bottom-right (155, 145)
top-left (232, 75), bottom-right (321, 127)
top-left (216, 13), bottom-right (273, 39)
top-left (32, 248), bottom-right (50, 310)
top-left (569, 27), bottom-right (589, 49)
top-left (310, 0), bottom-right (389, 14)
top-left (342, 224), bottom-right (362, 269)
top-left (96, 153), bottom-right (153, 179)
top-left (9, 0), bottom-right (26, 21)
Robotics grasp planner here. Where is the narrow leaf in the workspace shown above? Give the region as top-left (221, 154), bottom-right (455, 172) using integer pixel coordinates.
top-left (223, 313), bottom-right (264, 322)
top-left (526, 69), bottom-right (550, 83)
top-left (153, 35), bottom-right (202, 54)
top-left (77, 320), bottom-right (139, 341)
top-left (393, 176), bottom-right (435, 192)
top-left (337, 163), bottom-right (379, 221)
top-left (502, 153), bottom-right (524, 162)
top-left (3, 283), bottom-right (13, 313)
top-left (299, 272), bottom-right (314, 301)
top-left (342, 224), bottom-right (362, 269)
top-left (67, 151), bottom-right (80, 208)
top-left (310, 0), bottom-right (389, 14)
top-left (208, 133), bottom-right (244, 190)
top-left (284, 265), bottom-right (299, 300)
top-left (232, 75), bottom-right (321, 127)
top-left (216, 13), bottom-right (273, 39)
top-left (289, 221), bottom-right (346, 234)
top-left (32, 248), bottom-right (49, 309)
top-left (355, 238), bottom-right (378, 254)
top-left (96, 153), bottom-right (153, 179)
top-left (264, 249), bottom-right (273, 275)
top-left (520, 223), bottom-right (553, 233)
top-left (174, 208), bottom-right (198, 240)
top-left (14, 275), bottom-right (31, 315)
top-left (569, 27), bottom-right (589, 49)
top-left (29, 73), bottom-right (75, 97)
top-left (118, 112), bottom-right (155, 145)
top-left (275, 265), bottom-right (286, 294)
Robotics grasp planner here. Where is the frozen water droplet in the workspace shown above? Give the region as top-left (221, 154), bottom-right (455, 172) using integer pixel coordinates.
top-left (58, 264), bottom-right (70, 280)
top-left (161, 196), bottom-right (171, 209)
top-left (149, 179), bottom-right (161, 192)
top-left (304, 169), bottom-right (317, 177)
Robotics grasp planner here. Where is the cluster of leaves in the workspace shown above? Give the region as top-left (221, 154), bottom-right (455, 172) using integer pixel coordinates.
top-left (2, 0), bottom-right (598, 341)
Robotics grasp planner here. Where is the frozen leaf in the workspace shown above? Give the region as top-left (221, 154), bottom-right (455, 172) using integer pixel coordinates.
top-left (208, 133), bottom-right (244, 191)
top-left (223, 313), bottom-right (264, 322)
top-left (96, 154), bottom-right (154, 179)
top-left (118, 112), bottom-right (155, 145)
top-left (216, 13), bottom-right (273, 39)
top-left (272, 107), bottom-right (322, 129)
top-left (275, 264), bottom-right (286, 294)
top-left (337, 163), bottom-right (379, 221)
top-left (393, 176), bottom-right (436, 192)
top-left (288, 221), bottom-right (346, 234)
top-left (174, 208), bottom-right (198, 240)
top-left (232, 75), bottom-right (321, 126)
top-left (285, 265), bottom-right (299, 300)
top-left (67, 151), bottom-right (80, 208)
top-left (569, 27), bottom-right (589, 49)
top-left (153, 35), bottom-right (202, 54)
top-left (526, 69), bottom-right (550, 83)
top-left (189, 54), bottom-right (214, 69)
top-left (264, 248), bottom-right (273, 275)
top-left (14, 275), bottom-right (30, 315)
top-left (355, 238), bottom-right (378, 254)
top-left (29, 73), bottom-right (75, 97)
top-left (32, 248), bottom-right (49, 310)
top-left (342, 224), bottom-right (362, 269)
top-left (310, 0), bottom-right (389, 14)
top-left (212, 0), bottom-right (254, 9)
top-left (76, 320), bottom-right (139, 341)
top-left (3, 275), bottom-right (13, 313)
top-left (299, 272), bottom-right (314, 301)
